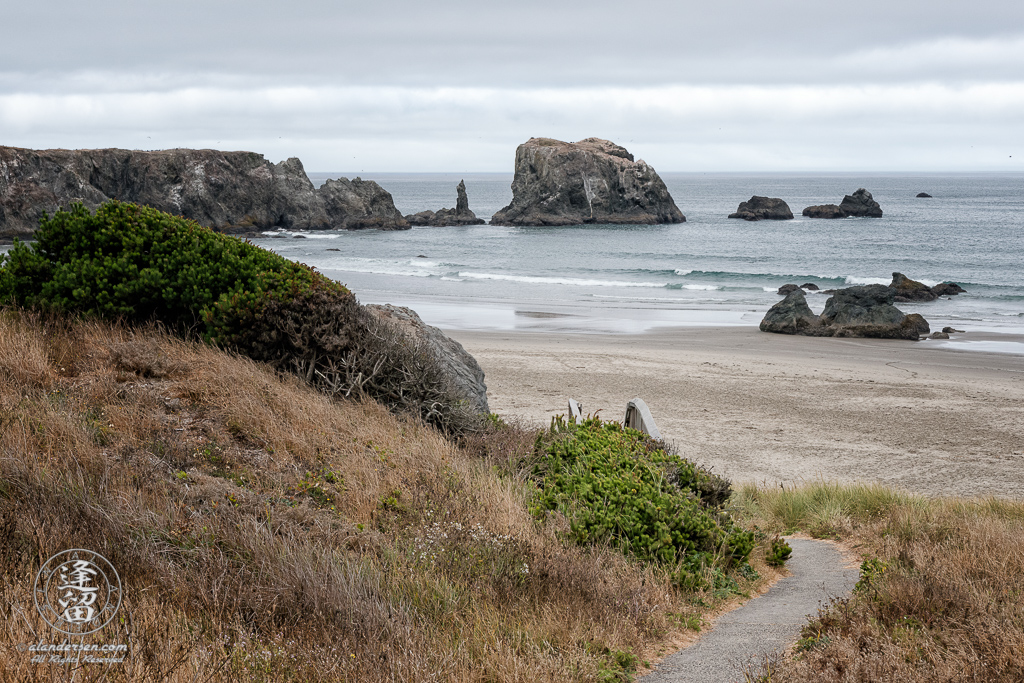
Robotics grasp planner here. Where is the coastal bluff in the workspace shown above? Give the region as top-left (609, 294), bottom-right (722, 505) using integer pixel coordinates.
top-left (490, 138), bottom-right (684, 226)
top-left (0, 146), bottom-right (408, 238)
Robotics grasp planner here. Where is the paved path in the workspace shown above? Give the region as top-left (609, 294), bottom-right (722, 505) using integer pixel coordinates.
top-left (642, 538), bottom-right (859, 683)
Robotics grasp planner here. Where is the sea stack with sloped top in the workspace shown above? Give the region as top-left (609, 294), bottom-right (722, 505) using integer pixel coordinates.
top-left (490, 137), bottom-right (685, 226)
top-left (0, 145), bottom-right (409, 238)
top-left (405, 179), bottom-right (486, 226)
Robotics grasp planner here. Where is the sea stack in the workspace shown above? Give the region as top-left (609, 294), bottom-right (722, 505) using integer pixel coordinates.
top-left (490, 137), bottom-right (684, 226)
top-left (0, 146), bottom-right (409, 238)
top-left (404, 179), bottom-right (486, 226)
top-left (760, 286), bottom-right (929, 340)
top-left (802, 188), bottom-right (883, 219)
top-left (728, 196), bottom-right (793, 221)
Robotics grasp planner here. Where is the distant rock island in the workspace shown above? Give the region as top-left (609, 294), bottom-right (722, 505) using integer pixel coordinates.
top-left (0, 146), bottom-right (409, 238)
top-left (728, 196), bottom-right (793, 221)
top-left (405, 180), bottom-right (485, 226)
top-left (490, 137), bottom-right (684, 226)
top-left (802, 188), bottom-right (883, 219)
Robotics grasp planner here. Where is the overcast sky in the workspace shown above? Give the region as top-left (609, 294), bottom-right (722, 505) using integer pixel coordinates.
top-left (2, 0), bottom-right (1022, 172)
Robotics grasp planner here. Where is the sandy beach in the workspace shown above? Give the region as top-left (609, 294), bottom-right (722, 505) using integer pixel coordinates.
top-left (451, 327), bottom-right (1024, 499)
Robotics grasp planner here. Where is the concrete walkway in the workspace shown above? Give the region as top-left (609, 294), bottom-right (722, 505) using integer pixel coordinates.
top-left (642, 538), bottom-right (859, 683)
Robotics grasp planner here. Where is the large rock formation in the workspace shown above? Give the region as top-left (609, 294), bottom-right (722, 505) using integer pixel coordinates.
top-left (760, 286), bottom-right (929, 340)
top-left (490, 138), bottom-right (684, 226)
top-left (802, 188), bottom-right (882, 219)
top-left (0, 146), bottom-right (409, 238)
top-left (405, 180), bottom-right (486, 227)
top-left (728, 196), bottom-right (793, 221)
top-left (363, 304), bottom-right (489, 414)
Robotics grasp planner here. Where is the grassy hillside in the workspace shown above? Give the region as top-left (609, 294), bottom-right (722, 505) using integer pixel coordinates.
top-left (0, 312), bottom-right (780, 682)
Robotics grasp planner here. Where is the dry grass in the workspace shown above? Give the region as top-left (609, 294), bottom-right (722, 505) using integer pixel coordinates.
top-left (736, 482), bottom-right (1024, 682)
top-left (0, 311), bottom-right (775, 682)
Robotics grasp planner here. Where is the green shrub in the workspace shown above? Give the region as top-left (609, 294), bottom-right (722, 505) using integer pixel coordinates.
top-left (0, 201), bottom-right (349, 346)
top-left (0, 201), bottom-right (480, 435)
top-left (529, 416), bottom-right (753, 568)
top-left (766, 537), bottom-right (793, 567)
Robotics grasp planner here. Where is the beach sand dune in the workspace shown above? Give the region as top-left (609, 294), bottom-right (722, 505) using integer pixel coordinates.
top-left (452, 328), bottom-right (1024, 499)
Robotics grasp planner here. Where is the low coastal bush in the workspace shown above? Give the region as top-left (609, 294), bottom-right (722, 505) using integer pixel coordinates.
top-left (529, 415), bottom-right (754, 576)
top-left (0, 201), bottom-right (478, 433)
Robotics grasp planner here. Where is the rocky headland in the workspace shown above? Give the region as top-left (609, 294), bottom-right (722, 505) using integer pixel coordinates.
top-left (490, 137), bottom-right (684, 226)
top-left (760, 285), bottom-right (929, 340)
top-left (728, 196), bottom-right (793, 221)
top-left (404, 180), bottom-right (485, 227)
top-left (801, 188), bottom-right (883, 219)
top-left (0, 146), bottom-right (409, 238)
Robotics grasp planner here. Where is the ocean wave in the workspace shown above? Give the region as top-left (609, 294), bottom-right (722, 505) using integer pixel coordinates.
top-left (665, 283), bottom-right (722, 291)
top-left (457, 272), bottom-right (669, 288)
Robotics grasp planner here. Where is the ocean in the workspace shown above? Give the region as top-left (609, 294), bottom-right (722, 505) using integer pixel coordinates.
top-left (260, 172), bottom-right (1024, 338)
top-left (3, 172), bottom-right (1020, 341)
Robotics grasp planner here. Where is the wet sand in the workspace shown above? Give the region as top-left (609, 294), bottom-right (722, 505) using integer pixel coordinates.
top-left (450, 327), bottom-right (1024, 499)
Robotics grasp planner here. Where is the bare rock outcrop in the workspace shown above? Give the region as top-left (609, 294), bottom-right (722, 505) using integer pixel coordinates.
top-left (0, 146), bottom-right (408, 238)
top-left (802, 188), bottom-right (883, 219)
top-left (889, 272), bottom-right (966, 302)
top-left (760, 286), bottom-right (929, 340)
top-left (363, 304), bottom-right (489, 414)
top-left (802, 204), bottom-right (846, 219)
top-left (404, 180), bottom-right (485, 227)
top-left (490, 138), bottom-right (684, 226)
top-left (728, 196), bottom-right (793, 221)
top-left (839, 188), bottom-right (883, 217)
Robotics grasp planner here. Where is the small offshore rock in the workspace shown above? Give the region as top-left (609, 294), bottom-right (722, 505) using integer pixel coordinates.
top-left (941, 326), bottom-right (965, 334)
top-left (777, 284), bottom-right (802, 295)
top-left (917, 192), bottom-right (933, 198)
top-left (800, 283), bottom-right (820, 291)
top-left (930, 331), bottom-right (950, 339)
top-left (802, 204), bottom-right (846, 219)
top-left (404, 180), bottom-right (485, 226)
top-left (840, 188), bottom-right (883, 217)
top-left (292, 234), bottom-right (306, 239)
top-left (728, 196), bottom-right (794, 221)
top-left (931, 282), bottom-right (966, 296)
top-left (890, 272), bottom-right (939, 302)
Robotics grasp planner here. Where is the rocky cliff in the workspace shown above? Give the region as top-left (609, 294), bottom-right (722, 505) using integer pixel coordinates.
top-left (0, 146), bottom-right (408, 238)
top-left (490, 138), bottom-right (684, 226)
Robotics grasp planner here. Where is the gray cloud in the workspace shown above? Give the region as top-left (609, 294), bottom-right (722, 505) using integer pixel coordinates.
top-left (2, 0), bottom-right (1023, 170)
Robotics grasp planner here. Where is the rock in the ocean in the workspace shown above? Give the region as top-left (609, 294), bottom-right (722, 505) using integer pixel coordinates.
top-left (931, 282), bottom-right (966, 297)
top-left (0, 146), bottom-right (408, 238)
top-left (760, 285), bottom-right (928, 340)
top-left (760, 289), bottom-right (822, 334)
top-left (889, 272), bottom-right (939, 302)
top-left (777, 284), bottom-right (802, 295)
top-left (819, 285), bottom-right (921, 339)
top-left (802, 204), bottom-right (847, 219)
top-left (404, 179), bottom-right (486, 226)
top-left (363, 304), bottom-right (489, 414)
top-left (930, 331), bottom-right (950, 339)
top-left (490, 137), bottom-right (684, 226)
top-left (942, 326), bottom-right (964, 334)
top-left (728, 196), bottom-right (794, 221)
top-left (839, 188), bottom-right (883, 217)
top-left (917, 192), bottom-right (933, 198)
top-left (800, 283), bottom-right (820, 291)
